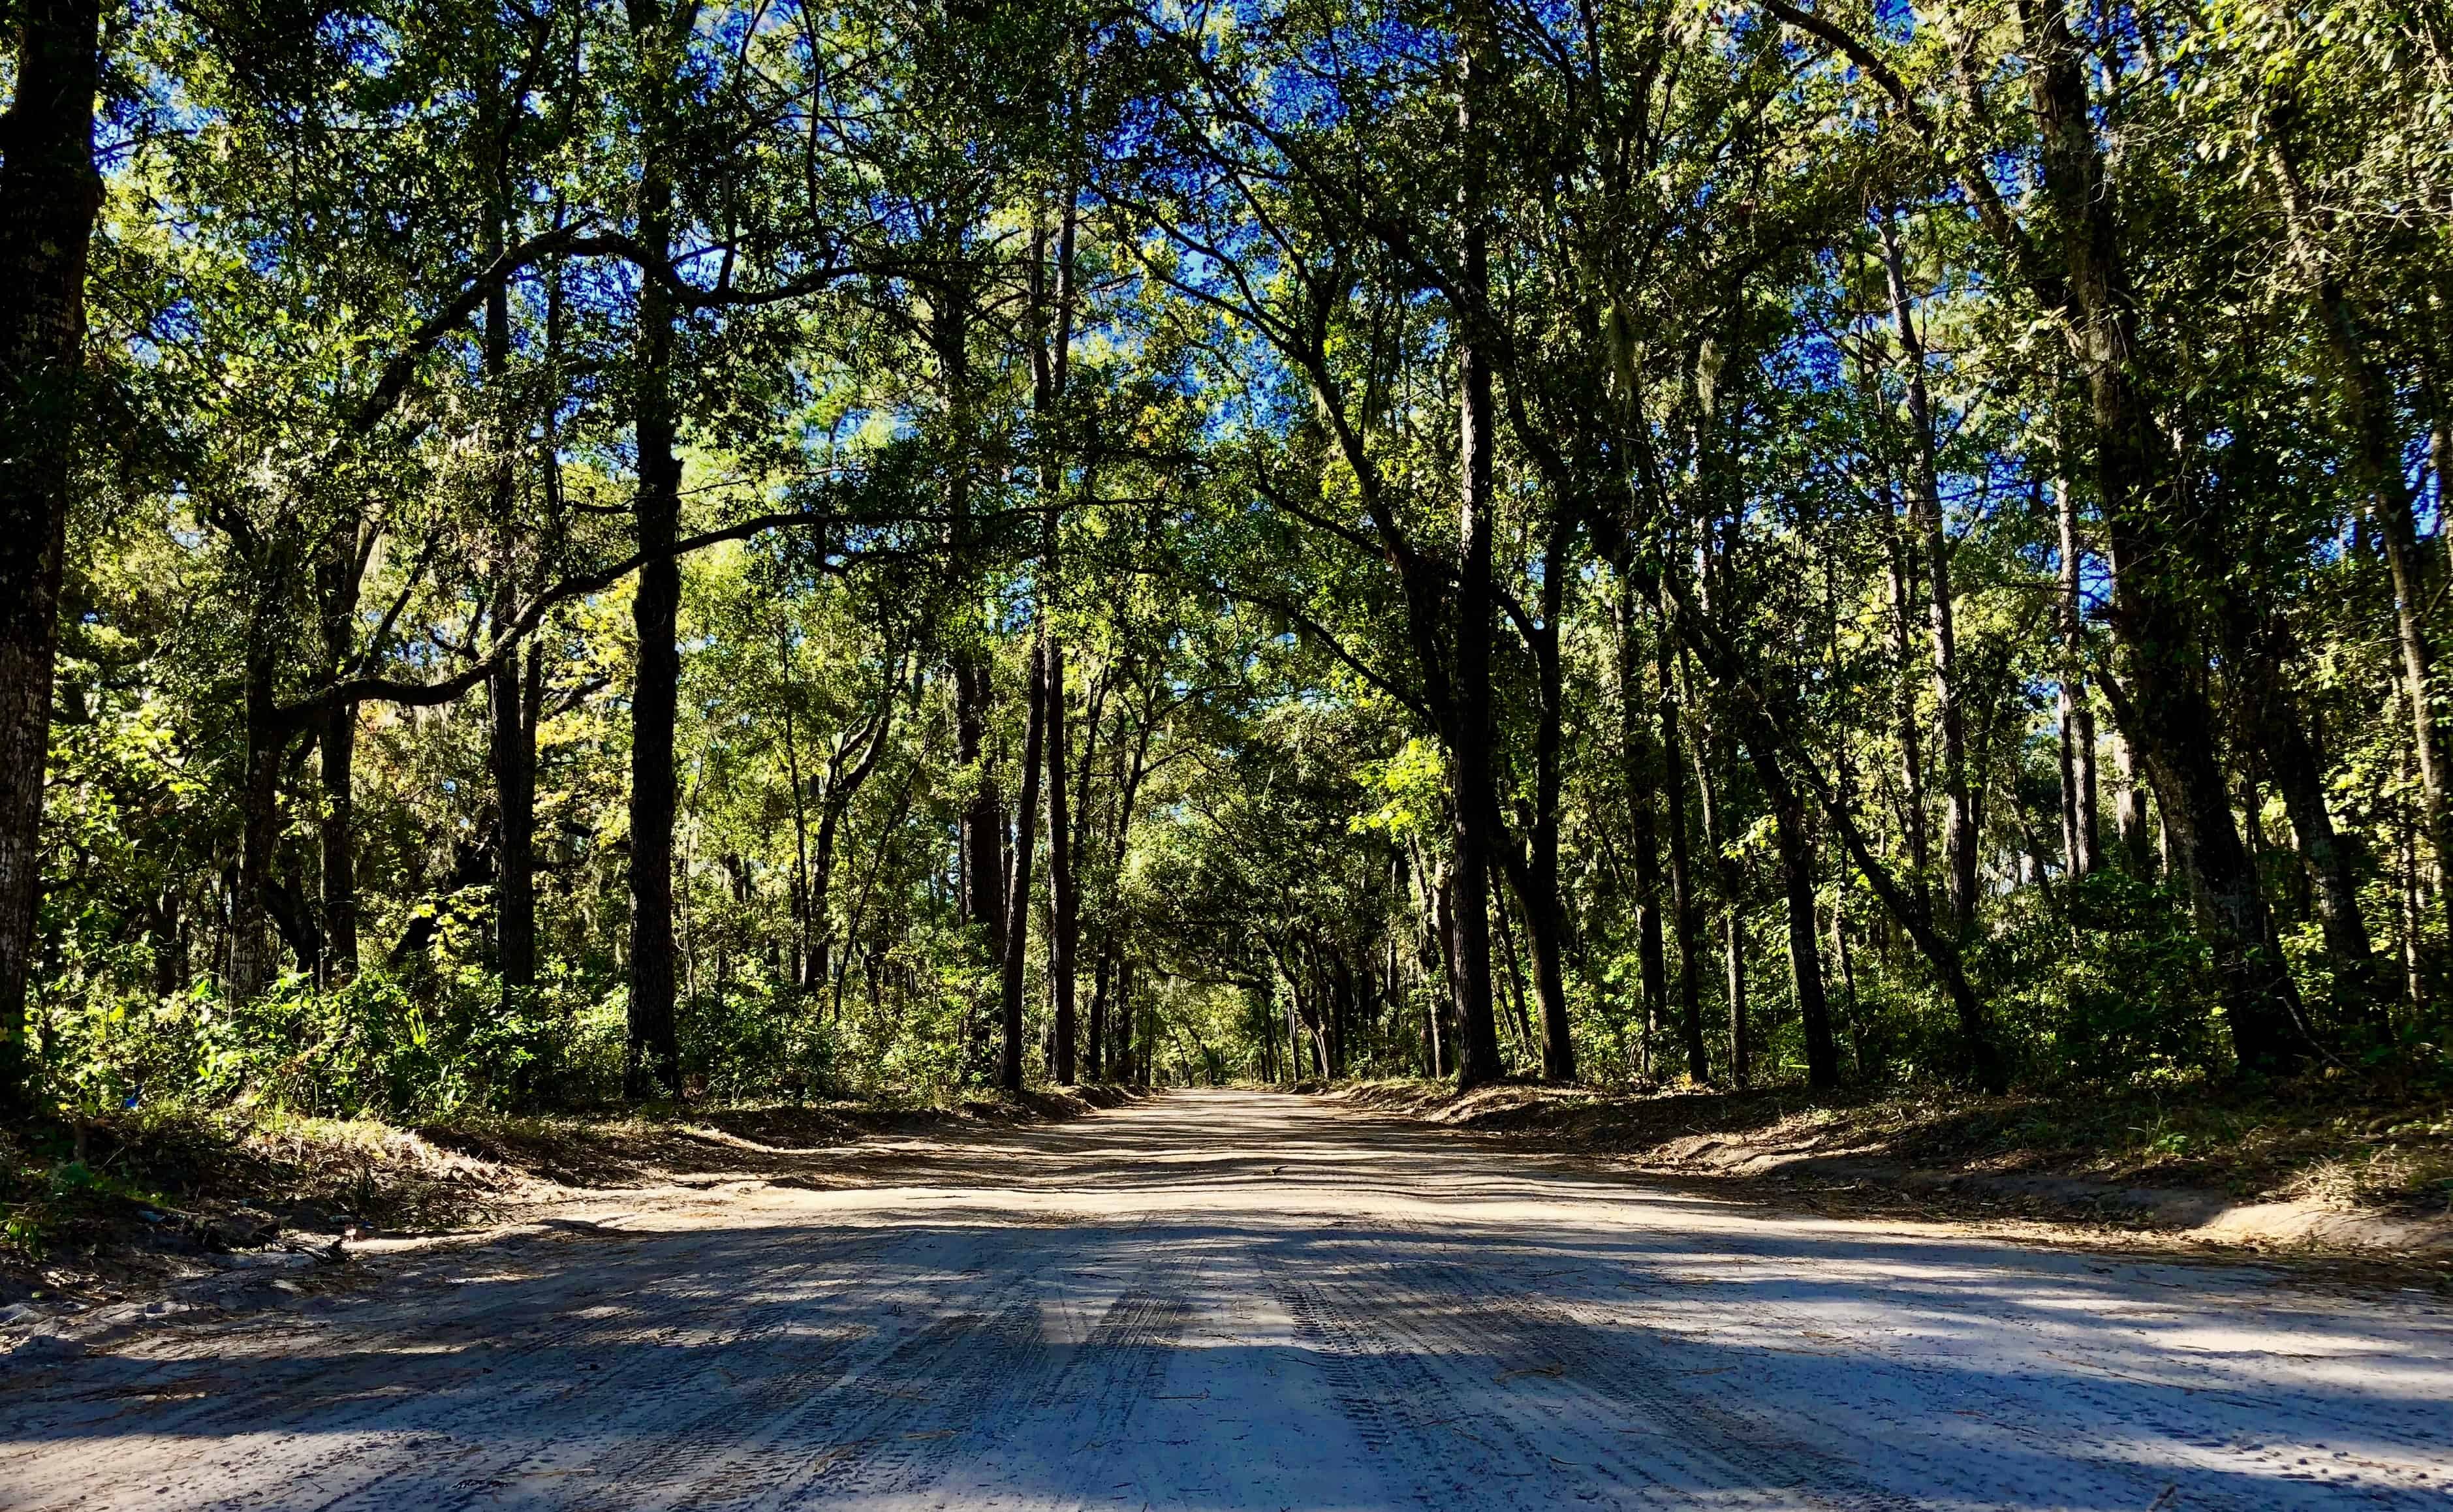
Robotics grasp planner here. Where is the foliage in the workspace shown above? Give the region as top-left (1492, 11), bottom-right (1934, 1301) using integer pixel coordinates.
top-left (12, 0), bottom-right (2453, 1132)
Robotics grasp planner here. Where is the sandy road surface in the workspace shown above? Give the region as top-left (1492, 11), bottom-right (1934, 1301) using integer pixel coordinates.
top-left (3, 1089), bottom-right (2450, 1511)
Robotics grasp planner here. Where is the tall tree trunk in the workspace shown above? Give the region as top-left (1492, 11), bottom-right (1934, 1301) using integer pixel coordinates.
top-left (0, 0), bottom-right (102, 1113)
top-left (2255, 645), bottom-right (2384, 1026)
top-left (1754, 741), bottom-right (1839, 1089)
top-left (999, 642), bottom-right (1048, 1092)
top-left (2022, 0), bottom-right (2306, 1074)
top-left (2112, 730), bottom-right (2153, 870)
top-left (808, 790), bottom-right (840, 998)
top-left (485, 226), bottom-right (537, 1016)
top-left (1046, 640), bottom-right (1076, 1083)
top-left (1035, 189), bottom-right (1079, 1087)
top-left (1657, 591), bottom-right (1709, 1083)
top-left (2401, 706), bottom-right (2428, 1010)
top-left (318, 544), bottom-right (361, 985)
top-left (1087, 943), bottom-right (1109, 1081)
top-left (1449, 24), bottom-right (1506, 1091)
top-left (315, 703), bottom-right (356, 988)
top-left (956, 658), bottom-right (1005, 960)
top-left (1883, 510), bottom-right (1932, 905)
top-left (1691, 692), bottom-right (1748, 1087)
top-left (2055, 478), bottom-right (2100, 878)
top-left (1619, 573), bottom-right (1666, 1075)
top-left (231, 641), bottom-right (287, 1002)
top-left (1115, 953), bottom-right (1134, 1087)
top-left (937, 284), bottom-right (1005, 967)
top-left (1668, 568), bottom-right (2008, 1092)
top-left (1512, 522), bottom-right (1575, 1083)
top-left (2268, 121), bottom-right (2453, 941)
top-left (780, 645), bottom-right (813, 992)
top-left (1879, 217), bottom-right (1975, 934)
top-left (622, 2), bottom-right (691, 1098)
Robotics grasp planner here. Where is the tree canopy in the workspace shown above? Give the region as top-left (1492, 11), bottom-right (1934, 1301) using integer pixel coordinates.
top-left (3, 0), bottom-right (2449, 1117)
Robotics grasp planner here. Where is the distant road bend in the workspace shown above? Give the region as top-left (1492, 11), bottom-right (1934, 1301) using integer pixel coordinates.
top-left (3, 1090), bottom-right (2448, 1510)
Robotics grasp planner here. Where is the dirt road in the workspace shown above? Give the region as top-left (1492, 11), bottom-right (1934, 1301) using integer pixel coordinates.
top-left (3, 1089), bottom-right (2448, 1509)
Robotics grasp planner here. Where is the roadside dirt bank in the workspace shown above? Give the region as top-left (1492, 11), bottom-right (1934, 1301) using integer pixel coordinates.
top-left (0, 1085), bottom-right (1148, 1341)
top-left (1329, 1079), bottom-right (2453, 1279)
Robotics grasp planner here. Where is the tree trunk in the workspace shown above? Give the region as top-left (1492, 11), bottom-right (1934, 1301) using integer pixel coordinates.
top-left (1657, 592), bottom-right (1709, 1083)
top-left (1618, 574), bottom-right (1666, 1076)
top-left (1691, 688), bottom-right (1748, 1086)
top-left (780, 645), bottom-right (813, 992)
top-left (230, 638), bottom-right (287, 1001)
top-left (484, 207), bottom-right (537, 1016)
top-left (1033, 187), bottom-right (1080, 1085)
top-left (2257, 651), bottom-right (2384, 1026)
top-left (957, 660), bottom-right (1005, 963)
top-left (320, 694), bottom-right (358, 987)
top-left (1115, 954), bottom-right (1135, 1086)
top-left (313, 527), bottom-right (365, 987)
top-left (2112, 730), bottom-right (2153, 870)
top-left (807, 792), bottom-right (840, 998)
top-left (0, 0), bottom-right (102, 1113)
top-left (623, 20), bottom-right (685, 1098)
top-left (1046, 640), bottom-right (1077, 1083)
top-left (998, 642), bottom-right (1048, 1092)
top-left (1880, 217), bottom-right (1975, 935)
top-left (2268, 121), bottom-right (2453, 942)
top-left (2023, 0), bottom-right (2305, 1075)
top-left (1883, 511), bottom-right (1932, 906)
top-left (2055, 478), bottom-right (2100, 878)
top-left (1087, 943), bottom-right (1109, 1081)
top-left (937, 279), bottom-right (1005, 968)
top-left (1450, 29), bottom-right (1507, 1092)
top-left (1755, 741), bottom-right (1839, 1089)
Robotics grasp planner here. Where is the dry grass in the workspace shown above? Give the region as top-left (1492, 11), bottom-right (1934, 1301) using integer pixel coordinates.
top-left (1336, 1074), bottom-right (2453, 1216)
top-left (1, 1085), bottom-right (1143, 1307)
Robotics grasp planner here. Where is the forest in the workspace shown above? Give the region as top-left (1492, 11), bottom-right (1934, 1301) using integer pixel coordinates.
top-left (1, 0), bottom-right (2448, 1132)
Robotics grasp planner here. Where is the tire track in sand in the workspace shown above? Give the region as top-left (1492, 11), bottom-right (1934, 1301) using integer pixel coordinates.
top-left (1270, 1229), bottom-right (1930, 1511)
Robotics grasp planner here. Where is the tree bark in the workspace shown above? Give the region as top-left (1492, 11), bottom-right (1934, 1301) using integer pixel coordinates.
top-left (2020, 0), bottom-right (2307, 1075)
top-left (0, 0), bottom-right (102, 1113)
top-left (999, 641), bottom-right (1048, 1092)
top-left (1087, 944), bottom-right (1110, 1081)
top-left (1046, 639), bottom-right (1076, 1083)
top-left (1449, 25), bottom-right (1507, 1091)
top-left (1619, 574), bottom-right (1667, 1075)
top-left (936, 281), bottom-right (1005, 968)
top-left (1883, 510), bottom-right (1932, 905)
top-left (1116, 953), bottom-right (1135, 1086)
top-left (318, 554), bottom-right (360, 985)
top-left (231, 636), bottom-right (287, 1000)
top-left (1879, 217), bottom-right (1975, 935)
top-left (2055, 478), bottom-right (2100, 878)
top-left (956, 656), bottom-right (1005, 961)
top-left (1753, 739), bottom-right (1840, 1089)
top-left (2112, 730), bottom-right (2153, 870)
top-left (2268, 120), bottom-right (2453, 942)
top-left (1691, 687), bottom-right (1749, 1087)
top-left (1508, 512), bottom-right (1576, 1083)
top-left (622, 1), bottom-right (692, 1099)
top-left (485, 223), bottom-right (537, 1016)
top-left (1035, 191), bottom-right (1080, 1087)
top-left (2253, 644), bottom-right (2384, 1026)
top-left (1657, 592), bottom-right (1709, 1083)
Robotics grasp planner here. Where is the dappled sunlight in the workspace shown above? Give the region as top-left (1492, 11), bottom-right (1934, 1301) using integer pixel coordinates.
top-left (3, 1092), bottom-right (2446, 1509)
